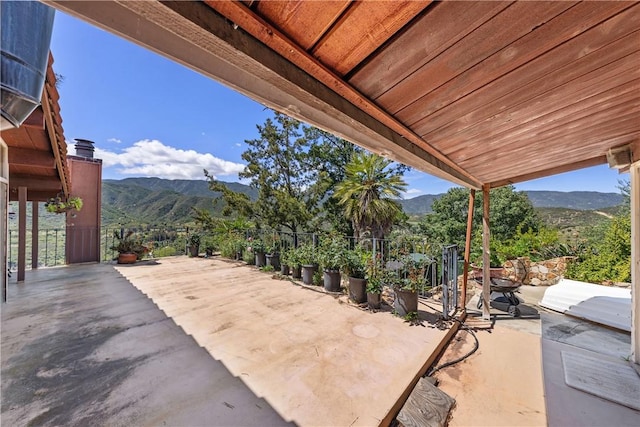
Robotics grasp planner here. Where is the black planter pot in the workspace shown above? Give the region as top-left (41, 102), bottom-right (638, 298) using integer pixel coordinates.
top-left (394, 288), bottom-right (418, 316)
top-left (301, 264), bottom-right (318, 285)
top-left (291, 265), bottom-right (302, 279)
top-left (348, 277), bottom-right (367, 303)
top-left (367, 292), bottom-right (381, 309)
top-left (266, 253), bottom-right (280, 270)
top-left (189, 245), bottom-right (199, 257)
top-left (235, 250), bottom-right (243, 261)
top-left (255, 251), bottom-right (266, 267)
top-left (280, 264), bottom-right (290, 275)
top-left (323, 270), bottom-right (341, 292)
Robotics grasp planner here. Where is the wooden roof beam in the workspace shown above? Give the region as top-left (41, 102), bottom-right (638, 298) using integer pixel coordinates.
top-left (8, 147), bottom-right (56, 168)
top-left (21, 106), bottom-right (45, 129)
top-left (45, 0), bottom-right (481, 189)
top-left (200, 0), bottom-right (480, 188)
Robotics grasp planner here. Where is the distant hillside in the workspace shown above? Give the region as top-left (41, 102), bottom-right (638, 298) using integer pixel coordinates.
top-left (398, 194), bottom-right (442, 215)
top-left (103, 177), bottom-right (257, 199)
top-left (525, 191), bottom-right (623, 210)
top-left (101, 179), bottom-right (257, 225)
top-left (101, 178), bottom-right (624, 224)
top-left (399, 190), bottom-right (623, 215)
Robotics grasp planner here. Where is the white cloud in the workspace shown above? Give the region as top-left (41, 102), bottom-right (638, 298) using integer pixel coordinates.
top-left (107, 137), bottom-right (122, 144)
top-left (235, 143), bottom-right (242, 147)
top-left (94, 139), bottom-right (245, 180)
top-left (404, 188), bottom-right (424, 197)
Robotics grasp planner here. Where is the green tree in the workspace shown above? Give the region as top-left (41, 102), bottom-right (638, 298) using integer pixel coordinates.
top-left (305, 128), bottom-right (410, 235)
top-left (419, 185), bottom-right (540, 248)
top-left (334, 152), bottom-right (407, 239)
top-left (567, 214), bottom-right (631, 283)
top-left (618, 178), bottom-right (630, 211)
top-left (208, 111), bottom-right (320, 237)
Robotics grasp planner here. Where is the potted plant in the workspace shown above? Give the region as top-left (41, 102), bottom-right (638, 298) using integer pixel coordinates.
top-left (470, 239), bottom-right (506, 279)
top-left (187, 233), bottom-right (201, 257)
top-left (44, 194), bottom-right (83, 214)
top-left (366, 255), bottom-right (384, 309)
top-left (286, 246), bottom-right (302, 279)
top-left (317, 234), bottom-right (348, 292)
top-left (280, 247), bottom-right (293, 275)
top-left (366, 275), bottom-right (383, 310)
top-left (297, 243), bottom-right (318, 285)
top-left (345, 246), bottom-right (369, 303)
top-left (249, 238), bottom-right (266, 267)
top-left (391, 254), bottom-right (427, 317)
top-left (204, 241), bottom-right (215, 257)
top-left (265, 241), bottom-right (281, 270)
top-left (233, 238), bottom-right (245, 260)
top-left (110, 230), bottom-right (147, 264)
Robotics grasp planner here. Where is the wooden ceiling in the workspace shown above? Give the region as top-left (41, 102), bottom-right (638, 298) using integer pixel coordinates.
top-left (47, 0), bottom-right (640, 189)
top-left (2, 53), bottom-right (70, 201)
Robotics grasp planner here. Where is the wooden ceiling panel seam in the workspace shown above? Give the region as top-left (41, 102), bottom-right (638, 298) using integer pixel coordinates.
top-left (460, 136), bottom-right (640, 181)
top-left (440, 69), bottom-right (640, 159)
top-left (402, 1), bottom-right (638, 130)
top-left (310, 1), bottom-right (431, 76)
top-left (201, 0), bottom-right (481, 187)
top-left (256, 0), bottom-right (350, 51)
top-left (418, 32), bottom-right (640, 143)
top-left (437, 65), bottom-right (640, 157)
top-left (348, 1), bottom-right (513, 98)
top-left (479, 138), bottom-right (637, 183)
top-left (8, 147), bottom-right (56, 169)
top-left (454, 109), bottom-right (640, 168)
top-left (24, 126), bottom-right (49, 151)
top-left (461, 123), bottom-right (640, 176)
top-left (375, 1), bottom-right (577, 115)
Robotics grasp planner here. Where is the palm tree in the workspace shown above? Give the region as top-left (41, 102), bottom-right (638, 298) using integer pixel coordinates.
top-left (334, 152), bottom-right (407, 239)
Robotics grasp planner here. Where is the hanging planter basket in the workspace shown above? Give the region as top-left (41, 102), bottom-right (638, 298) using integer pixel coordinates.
top-left (44, 194), bottom-right (83, 214)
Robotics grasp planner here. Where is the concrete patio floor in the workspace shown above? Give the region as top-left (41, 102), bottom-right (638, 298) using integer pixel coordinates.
top-left (2, 256), bottom-right (455, 426)
top-left (115, 256), bottom-right (454, 426)
top-left (1, 262), bottom-right (290, 427)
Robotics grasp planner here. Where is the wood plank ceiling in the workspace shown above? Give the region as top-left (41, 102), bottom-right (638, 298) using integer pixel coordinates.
top-left (2, 53), bottom-right (70, 201)
top-left (46, 0), bottom-right (640, 189)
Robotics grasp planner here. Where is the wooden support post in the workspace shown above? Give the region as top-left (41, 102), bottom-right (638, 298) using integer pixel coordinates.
top-left (461, 189), bottom-right (476, 311)
top-left (482, 184), bottom-right (491, 320)
top-left (17, 186), bottom-right (26, 282)
top-left (31, 201), bottom-right (39, 269)
top-left (631, 162), bottom-right (639, 364)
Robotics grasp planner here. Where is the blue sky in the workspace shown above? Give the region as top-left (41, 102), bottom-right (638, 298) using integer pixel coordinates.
top-left (50, 11), bottom-right (626, 197)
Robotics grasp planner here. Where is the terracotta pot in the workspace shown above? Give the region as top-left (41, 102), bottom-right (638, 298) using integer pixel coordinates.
top-left (471, 265), bottom-right (504, 279)
top-left (117, 253), bottom-right (137, 264)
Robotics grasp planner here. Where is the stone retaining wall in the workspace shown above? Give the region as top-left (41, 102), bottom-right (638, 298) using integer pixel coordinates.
top-left (502, 257), bottom-right (575, 286)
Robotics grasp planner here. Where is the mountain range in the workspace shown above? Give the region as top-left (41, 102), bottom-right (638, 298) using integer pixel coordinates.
top-left (101, 177), bottom-right (624, 224)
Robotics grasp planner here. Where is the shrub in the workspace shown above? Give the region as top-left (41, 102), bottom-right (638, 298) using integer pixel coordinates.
top-left (154, 246), bottom-right (177, 257)
top-left (566, 215), bottom-right (631, 283)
